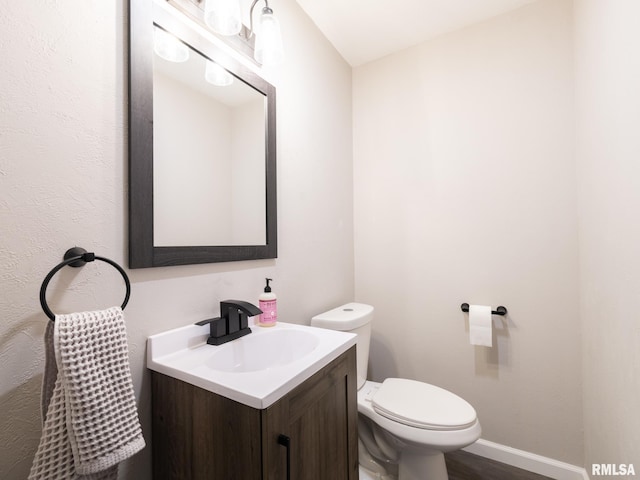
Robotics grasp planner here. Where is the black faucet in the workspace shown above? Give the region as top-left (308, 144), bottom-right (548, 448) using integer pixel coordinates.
top-left (196, 300), bottom-right (263, 346)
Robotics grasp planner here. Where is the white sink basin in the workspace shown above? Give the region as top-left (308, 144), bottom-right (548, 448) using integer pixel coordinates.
top-left (205, 329), bottom-right (320, 373)
top-left (147, 321), bottom-right (356, 409)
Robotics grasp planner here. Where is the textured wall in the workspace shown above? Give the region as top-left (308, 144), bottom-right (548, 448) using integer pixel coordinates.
top-left (354, 0), bottom-right (583, 465)
top-left (0, 0), bottom-right (353, 478)
top-left (575, 0), bottom-right (640, 473)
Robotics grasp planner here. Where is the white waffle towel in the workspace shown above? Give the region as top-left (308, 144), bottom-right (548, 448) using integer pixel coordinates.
top-left (29, 307), bottom-right (145, 479)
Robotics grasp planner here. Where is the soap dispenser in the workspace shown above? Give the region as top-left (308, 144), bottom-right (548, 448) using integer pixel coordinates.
top-left (258, 278), bottom-right (277, 327)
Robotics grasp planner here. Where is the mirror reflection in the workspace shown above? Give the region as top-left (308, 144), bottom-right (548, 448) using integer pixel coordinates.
top-left (152, 35), bottom-right (266, 246)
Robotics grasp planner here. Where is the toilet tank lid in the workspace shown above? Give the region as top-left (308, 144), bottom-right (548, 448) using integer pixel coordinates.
top-left (311, 303), bottom-right (373, 331)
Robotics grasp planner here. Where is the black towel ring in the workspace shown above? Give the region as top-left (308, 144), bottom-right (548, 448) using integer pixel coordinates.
top-left (40, 247), bottom-right (131, 321)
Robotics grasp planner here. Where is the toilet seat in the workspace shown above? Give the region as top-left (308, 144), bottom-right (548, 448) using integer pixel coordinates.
top-left (372, 378), bottom-right (477, 431)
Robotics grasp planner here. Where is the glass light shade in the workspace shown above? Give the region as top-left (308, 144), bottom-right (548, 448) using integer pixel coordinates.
top-left (153, 27), bottom-right (189, 62)
top-left (204, 0), bottom-right (242, 36)
top-left (254, 9), bottom-right (284, 66)
top-left (205, 60), bottom-right (234, 86)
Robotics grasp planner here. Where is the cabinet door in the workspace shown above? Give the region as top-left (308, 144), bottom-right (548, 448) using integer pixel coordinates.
top-left (152, 373), bottom-right (263, 480)
top-left (262, 347), bottom-right (359, 480)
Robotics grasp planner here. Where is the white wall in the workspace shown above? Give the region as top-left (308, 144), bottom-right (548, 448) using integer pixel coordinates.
top-left (575, 0), bottom-right (640, 472)
top-left (354, 0), bottom-right (583, 465)
top-left (0, 0), bottom-right (353, 478)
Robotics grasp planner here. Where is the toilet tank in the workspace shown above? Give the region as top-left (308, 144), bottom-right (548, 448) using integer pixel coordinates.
top-left (311, 303), bottom-right (373, 389)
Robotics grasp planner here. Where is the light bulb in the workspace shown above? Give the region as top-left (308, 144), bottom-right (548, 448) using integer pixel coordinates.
top-left (153, 27), bottom-right (189, 63)
top-left (205, 60), bottom-right (234, 86)
top-left (204, 0), bottom-right (242, 36)
top-left (254, 8), bottom-right (284, 66)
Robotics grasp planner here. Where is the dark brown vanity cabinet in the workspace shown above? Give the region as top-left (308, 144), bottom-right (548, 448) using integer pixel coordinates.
top-left (152, 347), bottom-right (359, 479)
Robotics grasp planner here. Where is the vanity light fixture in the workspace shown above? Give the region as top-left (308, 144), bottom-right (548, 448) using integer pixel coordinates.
top-left (205, 60), bottom-right (234, 86)
top-left (153, 26), bottom-right (189, 62)
top-left (250, 0), bottom-right (284, 66)
top-left (203, 0), bottom-right (284, 66)
top-left (204, 0), bottom-right (242, 36)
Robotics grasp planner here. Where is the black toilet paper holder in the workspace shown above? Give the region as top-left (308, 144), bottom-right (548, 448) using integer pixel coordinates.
top-left (461, 303), bottom-right (507, 316)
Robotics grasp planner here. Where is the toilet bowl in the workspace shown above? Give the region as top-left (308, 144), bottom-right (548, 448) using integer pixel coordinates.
top-left (311, 303), bottom-right (481, 480)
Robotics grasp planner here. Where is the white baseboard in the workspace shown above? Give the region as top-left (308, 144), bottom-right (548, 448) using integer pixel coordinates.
top-left (463, 439), bottom-right (589, 480)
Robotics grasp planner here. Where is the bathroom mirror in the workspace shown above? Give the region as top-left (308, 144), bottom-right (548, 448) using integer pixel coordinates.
top-left (128, 0), bottom-right (277, 268)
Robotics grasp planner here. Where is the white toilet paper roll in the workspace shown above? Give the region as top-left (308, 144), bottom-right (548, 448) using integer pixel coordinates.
top-left (469, 304), bottom-right (492, 347)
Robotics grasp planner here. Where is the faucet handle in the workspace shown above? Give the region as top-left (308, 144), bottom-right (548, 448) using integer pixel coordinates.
top-left (195, 317), bottom-right (226, 338)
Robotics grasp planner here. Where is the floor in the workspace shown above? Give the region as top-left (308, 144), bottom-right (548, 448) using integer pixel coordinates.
top-left (445, 450), bottom-right (554, 480)
top-left (358, 450), bottom-right (555, 480)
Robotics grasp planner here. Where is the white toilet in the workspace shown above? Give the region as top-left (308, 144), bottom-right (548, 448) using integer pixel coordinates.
top-left (311, 303), bottom-right (481, 480)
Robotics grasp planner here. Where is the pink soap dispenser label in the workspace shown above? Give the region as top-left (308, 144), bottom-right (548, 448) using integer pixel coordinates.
top-left (259, 299), bottom-right (277, 326)
top-left (258, 278), bottom-right (277, 326)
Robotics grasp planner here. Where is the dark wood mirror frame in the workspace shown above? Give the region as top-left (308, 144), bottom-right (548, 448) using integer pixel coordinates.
top-left (128, 0), bottom-right (277, 268)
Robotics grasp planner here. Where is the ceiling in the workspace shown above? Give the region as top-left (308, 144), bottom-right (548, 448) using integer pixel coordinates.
top-left (294, 0), bottom-right (537, 66)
